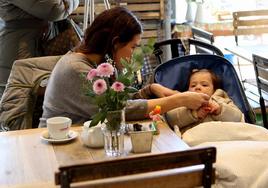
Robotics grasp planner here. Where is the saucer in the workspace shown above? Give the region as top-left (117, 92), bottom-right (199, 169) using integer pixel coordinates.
top-left (40, 130), bottom-right (78, 143)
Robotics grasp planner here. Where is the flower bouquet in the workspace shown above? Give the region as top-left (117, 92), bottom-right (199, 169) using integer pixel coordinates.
top-left (83, 56), bottom-right (142, 128)
top-left (82, 55), bottom-right (142, 156)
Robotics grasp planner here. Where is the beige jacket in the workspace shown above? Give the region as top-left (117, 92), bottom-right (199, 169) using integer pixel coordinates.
top-left (165, 89), bottom-right (245, 134)
top-left (0, 56), bottom-right (61, 131)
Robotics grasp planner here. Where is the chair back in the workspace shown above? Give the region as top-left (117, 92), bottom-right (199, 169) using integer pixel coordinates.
top-left (253, 54), bottom-right (268, 128)
top-left (55, 146), bottom-right (216, 188)
top-left (0, 56), bottom-right (61, 131)
top-left (153, 38), bottom-right (223, 64)
top-left (191, 26), bottom-right (215, 54)
top-left (154, 54), bottom-right (256, 124)
top-left (233, 9), bottom-right (268, 45)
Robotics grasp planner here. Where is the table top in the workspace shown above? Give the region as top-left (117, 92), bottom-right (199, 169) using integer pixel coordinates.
top-left (225, 44), bottom-right (268, 63)
top-left (0, 122), bottom-right (188, 188)
top-left (174, 21), bottom-right (234, 37)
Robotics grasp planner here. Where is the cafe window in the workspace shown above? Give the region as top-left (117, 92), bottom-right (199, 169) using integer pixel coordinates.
top-left (174, 0), bottom-right (268, 23)
top-left (211, 0), bottom-right (268, 20)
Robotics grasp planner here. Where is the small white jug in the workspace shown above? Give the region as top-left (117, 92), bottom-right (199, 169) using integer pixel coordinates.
top-left (81, 121), bottom-right (104, 148)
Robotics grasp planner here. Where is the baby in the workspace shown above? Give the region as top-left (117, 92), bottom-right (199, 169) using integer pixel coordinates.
top-left (166, 69), bottom-right (245, 134)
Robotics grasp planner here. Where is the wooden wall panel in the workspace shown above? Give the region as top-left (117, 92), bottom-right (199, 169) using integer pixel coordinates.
top-left (70, 0), bottom-right (164, 41)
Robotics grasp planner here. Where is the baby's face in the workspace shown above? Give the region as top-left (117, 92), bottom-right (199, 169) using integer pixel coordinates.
top-left (188, 71), bottom-right (215, 97)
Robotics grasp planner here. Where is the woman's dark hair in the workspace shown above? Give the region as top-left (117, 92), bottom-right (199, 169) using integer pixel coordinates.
top-left (188, 69), bottom-right (222, 90)
top-left (74, 7), bottom-right (143, 61)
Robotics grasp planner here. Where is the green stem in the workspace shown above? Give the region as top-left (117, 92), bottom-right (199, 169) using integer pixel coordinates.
top-left (111, 131), bottom-right (119, 152)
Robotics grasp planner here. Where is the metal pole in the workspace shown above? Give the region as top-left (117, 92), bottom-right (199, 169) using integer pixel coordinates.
top-left (104, 0), bottom-right (111, 9)
top-left (90, 0), bottom-right (95, 25)
top-left (83, 0), bottom-right (90, 31)
top-left (83, 0), bottom-right (111, 31)
top-left (163, 0), bottom-right (172, 62)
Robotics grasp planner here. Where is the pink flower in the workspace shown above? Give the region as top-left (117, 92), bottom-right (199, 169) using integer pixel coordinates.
top-left (93, 79), bottom-right (107, 95)
top-left (97, 63), bottom-right (114, 77)
top-left (149, 114), bottom-right (162, 122)
top-left (86, 69), bottom-right (98, 81)
top-left (111, 81), bottom-right (125, 92)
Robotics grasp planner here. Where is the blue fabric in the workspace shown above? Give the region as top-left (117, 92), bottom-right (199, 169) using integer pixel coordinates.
top-left (154, 54), bottom-right (255, 124)
top-left (141, 55), bottom-right (153, 80)
top-left (224, 54), bottom-right (236, 64)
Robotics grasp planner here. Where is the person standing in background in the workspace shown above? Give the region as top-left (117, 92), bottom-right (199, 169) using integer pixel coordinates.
top-left (0, 0), bottom-right (79, 98)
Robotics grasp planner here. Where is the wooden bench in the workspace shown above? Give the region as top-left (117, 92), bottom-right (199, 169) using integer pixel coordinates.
top-left (233, 9), bottom-right (268, 45)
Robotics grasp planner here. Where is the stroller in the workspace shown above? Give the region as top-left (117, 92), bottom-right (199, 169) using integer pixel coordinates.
top-left (153, 38), bottom-right (224, 65)
top-left (154, 54), bottom-right (256, 124)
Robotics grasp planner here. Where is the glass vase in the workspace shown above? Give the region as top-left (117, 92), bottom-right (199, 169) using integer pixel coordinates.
top-left (101, 109), bottom-right (125, 156)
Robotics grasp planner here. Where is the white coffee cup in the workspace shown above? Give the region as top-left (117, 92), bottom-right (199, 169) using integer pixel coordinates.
top-left (47, 117), bottom-right (72, 139)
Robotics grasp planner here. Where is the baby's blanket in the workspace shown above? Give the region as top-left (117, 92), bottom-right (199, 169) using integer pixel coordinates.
top-left (182, 122), bottom-right (268, 188)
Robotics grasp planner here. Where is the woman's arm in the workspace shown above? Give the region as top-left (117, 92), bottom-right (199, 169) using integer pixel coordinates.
top-left (147, 91), bottom-right (209, 114)
top-left (132, 83), bottom-right (178, 99)
top-left (126, 91), bottom-right (209, 121)
top-left (150, 83), bottom-right (179, 97)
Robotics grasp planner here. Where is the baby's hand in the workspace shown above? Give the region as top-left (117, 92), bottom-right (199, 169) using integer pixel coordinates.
top-left (196, 106), bottom-right (210, 120)
top-left (207, 100), bottom-right (221, 115)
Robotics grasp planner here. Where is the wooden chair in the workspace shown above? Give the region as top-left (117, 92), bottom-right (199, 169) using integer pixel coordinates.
top-left (0, 56), bottom-right (61, 131)
top-left (233, 9), bottom-right (268, 46)
top-left (55, 146), bottom-right (216, 188)
top-left (191, 26), bottom-right (214, 44)
top-left (191, 26), bottom-right (215, 54)
top-left (253, 54), bottom-right (268, 128)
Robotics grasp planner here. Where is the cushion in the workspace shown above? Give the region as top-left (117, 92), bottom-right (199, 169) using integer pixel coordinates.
top-left (182, 121), bottom-right (268, 146)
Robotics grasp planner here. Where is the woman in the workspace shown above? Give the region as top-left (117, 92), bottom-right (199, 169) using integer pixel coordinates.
top-left (0, 0), bottom-right (79, 95)
top-left (39, 7), bottom-right (209, 127)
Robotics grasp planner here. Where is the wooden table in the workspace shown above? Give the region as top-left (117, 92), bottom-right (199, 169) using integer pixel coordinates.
top-left (194, 21), bottom-right (234, 36)
top-left (225, 44), bottom-right (268, 63)
top-left (224, 43), bottom-right (268, 109)
top-left (0, 122), bottom-right (188, 188)
top-left (173, 21), bottom-right (234, 38)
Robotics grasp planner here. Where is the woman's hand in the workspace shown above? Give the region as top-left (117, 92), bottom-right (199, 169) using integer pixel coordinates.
top-left (181, 91), bottom-right (210, 110)
top-left (150, 83), bottom-right (179, 98)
